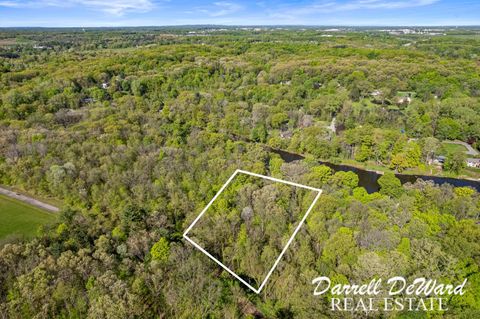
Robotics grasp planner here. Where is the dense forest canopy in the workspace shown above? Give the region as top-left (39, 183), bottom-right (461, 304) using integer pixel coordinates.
top-left (187, 172), bottom-right (319, 289)
top-left (0, 27), bottom-right (479, 318)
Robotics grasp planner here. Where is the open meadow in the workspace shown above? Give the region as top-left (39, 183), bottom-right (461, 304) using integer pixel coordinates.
top-left (0, 194), bottom-right (56, 240)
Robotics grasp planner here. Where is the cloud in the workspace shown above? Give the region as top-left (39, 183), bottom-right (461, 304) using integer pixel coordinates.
top-left (196, 1), bottom-right (243, 17)
top-left (0, 0), bottom-right (155, 15)
top-left (340, 0), bottom-right (439, 10)
top-left (76, 0), bottom-right (154, 15)
top-left (270, 0), bottom-right (440, 19)
top-left (0, 0), bottom-right (66, 8)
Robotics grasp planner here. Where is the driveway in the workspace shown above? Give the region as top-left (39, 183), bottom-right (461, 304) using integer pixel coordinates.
top-left (444, 140), bottom-right (479, 156)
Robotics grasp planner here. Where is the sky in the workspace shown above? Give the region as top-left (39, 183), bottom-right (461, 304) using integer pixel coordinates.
top-left (1, 0), bottom-right (479, 27)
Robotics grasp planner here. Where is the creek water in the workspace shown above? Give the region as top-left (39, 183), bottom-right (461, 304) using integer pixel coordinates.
top-left (271, 149), bottom-right (480, 194)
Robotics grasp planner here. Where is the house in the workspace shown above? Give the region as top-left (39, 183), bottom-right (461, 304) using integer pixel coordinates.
top-left (395, 91), bottom-right (416, 106)
top-left (397, 96), bottom-right (412, 104)
top-left (466, 158), bottom-right (480, 168)
top-left (33, 45), bottom-right (50, 49)
top-left (280, 130), bottom-right (293, 139)
top-left (370, 90), bottom-right (393, 106)
top-left (101, 82), bottom-right (109, 89)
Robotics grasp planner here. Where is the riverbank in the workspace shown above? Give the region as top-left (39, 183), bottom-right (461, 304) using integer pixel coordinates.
top-left (336, 158), bottom-right (480, 182)
top-left (269, 146), bottom-right (480, 182)
top-left (269, 148), bottom-right (480, 193)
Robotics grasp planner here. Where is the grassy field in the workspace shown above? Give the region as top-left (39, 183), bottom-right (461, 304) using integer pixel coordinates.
top-left (441, 142), bottom-right (468, 154)
top-left (0, 194), bottom-right (57, 240)
top-left (0, 184), bottom-right (63, 208)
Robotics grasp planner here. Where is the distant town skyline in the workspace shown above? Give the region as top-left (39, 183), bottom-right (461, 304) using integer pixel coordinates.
top-left (1, 0), bottom-right (480, 27)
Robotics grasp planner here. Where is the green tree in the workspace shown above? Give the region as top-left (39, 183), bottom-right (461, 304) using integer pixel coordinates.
top-left (330, 171), bottom-right (359, 189)
top-left (436, 118), bottom-right (462, 140)
top-left (397, 238), bottom-right (411, 258)
top-left (422, 137), bottom-right (440, 164)
top-left (444, 151), bottom-right (466, 174)
top-left (404, 142), bottom-right (421, 167)
top-left (251, 124), bottom-right (268, 143)
top-left (270, 112), bottom-right (289, 129)
top-left (322, 227), bottom-right (358, 267)
top-left (390, 152), bottom-right (409, 172)
top-left (378, 172), bottom-right (403, 198)
top-left (309, 165), bottom-right (333, 183)
top-left (150, 237), bottom-right (170, 263)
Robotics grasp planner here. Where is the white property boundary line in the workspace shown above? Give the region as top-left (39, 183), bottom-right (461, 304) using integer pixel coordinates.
top-left (183, 169), bottom-right (322, 294)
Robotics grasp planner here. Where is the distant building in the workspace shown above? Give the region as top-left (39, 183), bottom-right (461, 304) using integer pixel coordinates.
top-left (433, 156), bottom-right (446, 165)
top-left (280, 130), bottom-right (293, 139)
top-left (466, 158), bottom-right (480, 168)
top-left (395, 91), bottom-right (416, 106)
top-left (397, 96), bottom-right (412, 104)
top-left (33, 45), bottom-right (50, 49)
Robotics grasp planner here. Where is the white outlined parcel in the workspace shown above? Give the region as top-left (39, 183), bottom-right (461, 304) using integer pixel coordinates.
top-left (183, 169), bottom-right (322, 294)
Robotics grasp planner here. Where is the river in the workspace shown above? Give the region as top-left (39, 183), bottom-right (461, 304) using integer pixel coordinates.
top-left (270, 149), bottom-right (480, 193)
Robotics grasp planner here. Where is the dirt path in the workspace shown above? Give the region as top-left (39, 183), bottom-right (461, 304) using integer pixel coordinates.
top-left (0, 186), bottom-right (60, 213)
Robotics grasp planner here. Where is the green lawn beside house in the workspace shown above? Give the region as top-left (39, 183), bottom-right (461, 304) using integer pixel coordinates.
top-left (441, 142), bottom-right (468, 154)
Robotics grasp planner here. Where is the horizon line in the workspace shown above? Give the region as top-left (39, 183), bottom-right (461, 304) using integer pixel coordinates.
top-left (1, 24), bottom-right (480, 29)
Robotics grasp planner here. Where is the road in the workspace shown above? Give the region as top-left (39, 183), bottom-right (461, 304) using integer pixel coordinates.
top-left (0, 186), bottom-right (60, 213)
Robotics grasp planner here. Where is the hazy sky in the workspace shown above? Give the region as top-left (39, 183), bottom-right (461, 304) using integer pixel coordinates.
top-left (1, 0), bottom-right (479, 27)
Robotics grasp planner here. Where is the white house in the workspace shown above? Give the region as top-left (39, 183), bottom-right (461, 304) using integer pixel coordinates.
top-left (466, 158), bottom-right (480, 168)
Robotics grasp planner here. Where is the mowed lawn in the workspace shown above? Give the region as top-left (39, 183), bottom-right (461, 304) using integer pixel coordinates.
top-left (441, 142), bottom-right (468, 154)
top-left (0, 194), bottom-right (57, 240)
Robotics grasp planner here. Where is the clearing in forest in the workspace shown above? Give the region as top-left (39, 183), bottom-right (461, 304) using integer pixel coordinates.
top-left (0, 194), bottom-right (57, 240)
